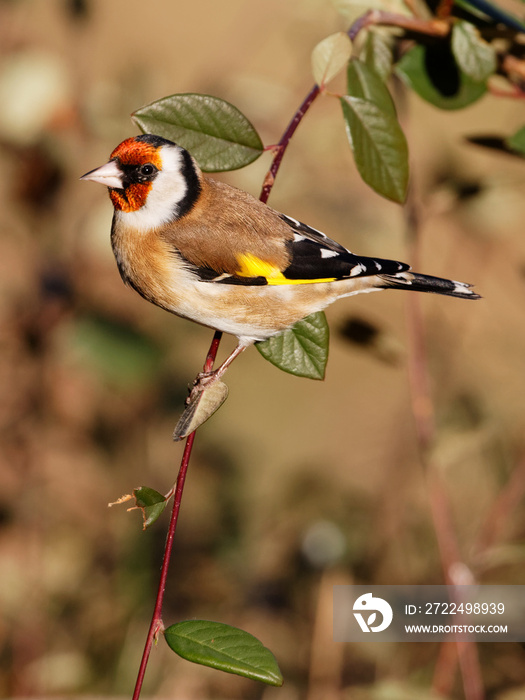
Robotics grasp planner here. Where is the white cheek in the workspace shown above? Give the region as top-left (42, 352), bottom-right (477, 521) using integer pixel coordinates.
top-left (117, 146), bottom-right (188, 231)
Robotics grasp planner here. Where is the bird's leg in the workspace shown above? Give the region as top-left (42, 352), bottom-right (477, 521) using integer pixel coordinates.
top-left (187, 342), bottom-right (251, 403)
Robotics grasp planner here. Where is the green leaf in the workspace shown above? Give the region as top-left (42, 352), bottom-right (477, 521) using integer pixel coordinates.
top-left (133, 486), bottom-right (167, 529)
top-left (256, 311), bottom-right (329, 380)
top-left (505, 126), bottom-right (525, 156)
top-left (312, 32), bottom-right (352, 87)
top-left (395, 44), bottom-right (487, 110)
top-left (347, 59), bottom-right (396, 116)
top-left (345, 59), bottom-right (397, 152)
top-left (340, 95), bottom-right (409, 203)
top-left (362, 30), bottom-right (394, 82)
top-left (164, 620), bottom-right (283, 686)
top-left (132, 93), bottom-right (264, 172)
top-left (451, 21), bottom-right (496, 83)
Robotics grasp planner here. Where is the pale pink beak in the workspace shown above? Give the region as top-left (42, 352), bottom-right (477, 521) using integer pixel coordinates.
top-left (80, 160), bottom-right (123, 189)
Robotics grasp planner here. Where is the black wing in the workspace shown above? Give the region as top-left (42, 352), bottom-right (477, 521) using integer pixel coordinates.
top-left (278, 215), bottom-right (409, 281)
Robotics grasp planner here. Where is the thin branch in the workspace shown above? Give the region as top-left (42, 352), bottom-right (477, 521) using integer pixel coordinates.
top-left (436, 0), bottom-right (455, 19)
top-left (204, 330), bottom-right (224, 372)
top-left (131, 431), bottom-right (196, 700)
top-left (259, 84), bottom-right (320, 204)
top-left (347, 9), bottom-right (450, 41)
top-left (131, 331), bottom-right (222, 700)
top-left (404, 189), bottom-right (484, 700)
top-left (260, 10), bottom-right (452, 205)
top-left (501, 54), bottom-right (525, 81)
top-left (473, 449), bottom-right (525, 560)
top-left (456, 640), bottom-right (485, 700)
top-left (487, 84), bottom-right (525, 99)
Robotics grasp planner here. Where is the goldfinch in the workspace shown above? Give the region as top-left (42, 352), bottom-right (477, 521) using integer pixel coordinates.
top-left (81, 134), bottom-right (479, 389)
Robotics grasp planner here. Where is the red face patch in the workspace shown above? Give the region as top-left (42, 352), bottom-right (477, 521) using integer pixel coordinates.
top-left (109, 183), bottom-right (150, 212)
top-left (109, 138), bottom-right (163, 212)
top-left (110, 137), bottom-right (163, 169)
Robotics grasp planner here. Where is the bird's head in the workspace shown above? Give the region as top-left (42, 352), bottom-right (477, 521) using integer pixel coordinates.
top-left (81, 134), bottom-right (202, 228)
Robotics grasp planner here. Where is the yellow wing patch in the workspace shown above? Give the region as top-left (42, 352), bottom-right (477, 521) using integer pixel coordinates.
top-left (236, 253), bottom-right (335, 286)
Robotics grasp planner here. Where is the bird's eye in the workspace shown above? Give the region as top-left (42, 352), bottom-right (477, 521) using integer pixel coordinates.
top-left (140, 163), bottom-right (156, 177)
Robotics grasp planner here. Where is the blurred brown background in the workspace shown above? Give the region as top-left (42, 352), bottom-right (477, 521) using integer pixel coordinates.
top-left (1, 0), bottom-right (525, 698)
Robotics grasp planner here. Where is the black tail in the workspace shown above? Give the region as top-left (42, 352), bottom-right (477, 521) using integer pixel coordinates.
top-left (379, 272), bottom-right (480, 299)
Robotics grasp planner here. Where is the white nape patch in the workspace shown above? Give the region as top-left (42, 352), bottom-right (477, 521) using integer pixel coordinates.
top-left (320, 248), bottom-right (338, 258)
top-left (116, 145), bottom-right (188, 231)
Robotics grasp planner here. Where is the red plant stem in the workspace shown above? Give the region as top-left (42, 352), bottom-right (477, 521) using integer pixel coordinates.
top-left (204, 330), bottom-right (223, 372)
top-left (258, 8), bottom-right (453, 206)
top-left (404, 193), bottom-right (484, 700)
top-left (473, 450), bottom-right (525, 559)
top-left (347, 8), bottom-right (449, 40)
top-left (131, 332), bottom-right (222, 700)
top-left (259, 84), bottom-right (320, 204)
top-left (131, 431), bottom-right (196, 700)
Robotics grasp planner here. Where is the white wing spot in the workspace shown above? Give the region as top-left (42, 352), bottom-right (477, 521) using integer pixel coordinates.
top-left (453, 281), bottom-right (472, 294)
top-left (210, 273), bottom-right (230, 282)
top-left (321, 248), bottom-right (339, 259)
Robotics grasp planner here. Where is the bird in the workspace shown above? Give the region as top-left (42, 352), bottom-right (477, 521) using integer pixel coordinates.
top-left (81, 134), bottom-right (479, 394)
